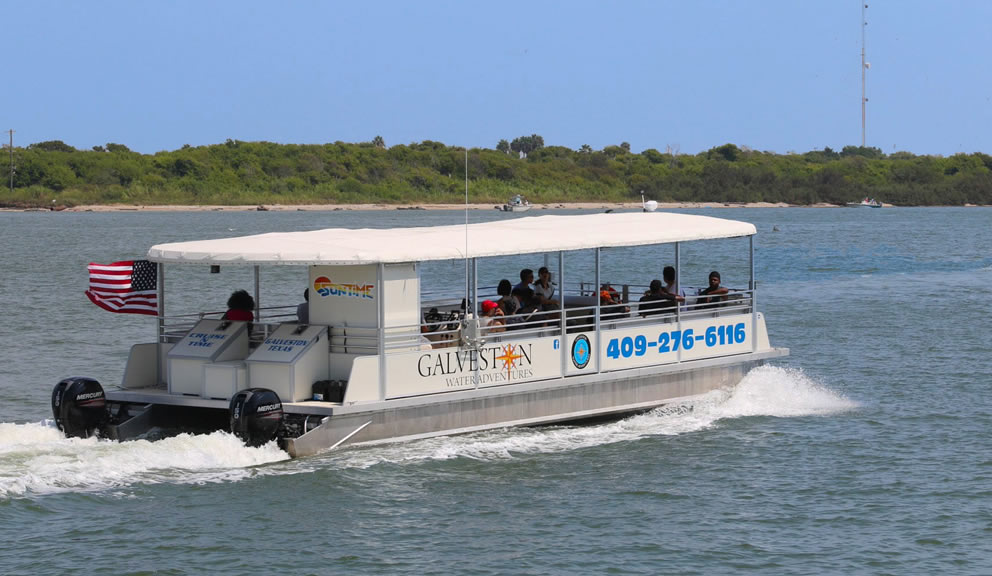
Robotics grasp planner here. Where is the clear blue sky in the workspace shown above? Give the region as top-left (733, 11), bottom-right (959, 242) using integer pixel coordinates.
top-left (4, 0), bottom-right (990, 156)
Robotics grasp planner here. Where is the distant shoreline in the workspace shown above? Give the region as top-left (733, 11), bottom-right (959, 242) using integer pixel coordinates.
top-left (9, 201), bottom-right (839, 213)
top-left (3, 201), bottom-right (989, 213)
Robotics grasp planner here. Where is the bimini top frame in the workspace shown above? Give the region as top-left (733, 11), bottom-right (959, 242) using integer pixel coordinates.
top-left (145, 213), bottom-right (756, 266)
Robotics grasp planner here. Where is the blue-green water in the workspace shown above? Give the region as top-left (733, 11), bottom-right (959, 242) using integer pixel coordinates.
top-left (1, 207), bottom-right (990, 575)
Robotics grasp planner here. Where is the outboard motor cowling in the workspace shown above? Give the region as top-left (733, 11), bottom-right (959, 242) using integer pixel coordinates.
top-left (229, 388), bottom-right (283, 447)
top-left (52, 377), bottom-right (109, 438)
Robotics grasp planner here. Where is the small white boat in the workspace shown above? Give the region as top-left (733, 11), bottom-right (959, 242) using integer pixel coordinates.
top-left (50, 213), bottom-right (787, 457)
top-left (641, 193), bottom-right (658, 212)
top-left (500, 195), bottom-right (532, 212)
top-left (846, 197), bottom-right (882, 208)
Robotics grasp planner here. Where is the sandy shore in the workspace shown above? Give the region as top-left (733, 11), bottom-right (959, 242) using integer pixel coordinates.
top-left (37, 201), bottom-right (822, 213)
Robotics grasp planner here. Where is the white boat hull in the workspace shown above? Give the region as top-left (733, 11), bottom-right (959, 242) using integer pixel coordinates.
top-left (501, 204), bottom-right (532, 212)
top-left (285, 348), bottom-right (785, 457)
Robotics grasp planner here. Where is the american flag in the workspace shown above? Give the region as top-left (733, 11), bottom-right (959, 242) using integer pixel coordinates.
top-left (85, 260), bottom-right (159, 316)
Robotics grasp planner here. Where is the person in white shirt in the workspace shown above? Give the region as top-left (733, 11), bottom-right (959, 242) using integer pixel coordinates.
top-left (662, 266), bottom-right (686, 304)
top-left (532, 266), bottom-right (559, 310)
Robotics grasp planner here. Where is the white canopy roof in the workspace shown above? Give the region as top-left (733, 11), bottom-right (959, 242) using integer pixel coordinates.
top-left (147, 212), bottom-right (756, 266)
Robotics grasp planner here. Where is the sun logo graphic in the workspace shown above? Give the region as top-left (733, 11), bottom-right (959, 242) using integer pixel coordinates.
top-left (494, 344), bottom-right (525, 379)
top-left (313, 276), bottom-right (375, 299)
top-left (313, 276), bottom-right (334, 297)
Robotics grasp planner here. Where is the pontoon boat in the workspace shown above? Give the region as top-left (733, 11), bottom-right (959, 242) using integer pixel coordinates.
top-left (52, 212), bottom-right (788, 457)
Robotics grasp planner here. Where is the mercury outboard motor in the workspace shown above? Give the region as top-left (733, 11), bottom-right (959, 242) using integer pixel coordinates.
top-left (52, 377), bottom-right (109, 438)
top-left (229, 388), bottom-right (283, 447)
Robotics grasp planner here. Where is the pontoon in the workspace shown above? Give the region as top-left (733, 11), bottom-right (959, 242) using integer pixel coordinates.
top-left (52, 212), bottom-right (788, 457)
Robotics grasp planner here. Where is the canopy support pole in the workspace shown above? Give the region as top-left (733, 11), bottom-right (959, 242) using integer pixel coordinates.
top-left (750, 236), bottom-right (757, 352)
top-left (377, 263), bottom-right (386, 401)
top-left (253, 265), bottom-right (260, 325)
top-left (558, 251), bottom-right (566, 377)
top-left (471, 257), bottom-right (478, 317)
top-left (594, 247), bottom-right (601, 374)
top-left (675, 242), bottom-right (681, 363)
top-left (472, 257), bottom-right (481, 391)
top-left (157, 263), bottom-right (165, 386)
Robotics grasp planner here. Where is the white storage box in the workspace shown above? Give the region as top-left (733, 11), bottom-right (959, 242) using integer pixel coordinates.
top-left (167, 319), bottom-right (250, 396)
top-left (247, 324), bottom-right (328, 402)
top-left (202, 361), bottom-right (248, 400)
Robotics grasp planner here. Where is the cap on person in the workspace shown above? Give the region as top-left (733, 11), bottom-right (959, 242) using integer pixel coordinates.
top-left (482, 300), bottom-right (498, 313)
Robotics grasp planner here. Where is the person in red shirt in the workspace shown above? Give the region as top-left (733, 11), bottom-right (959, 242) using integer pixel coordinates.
top-left (224, 289), bottom-right (255, 322)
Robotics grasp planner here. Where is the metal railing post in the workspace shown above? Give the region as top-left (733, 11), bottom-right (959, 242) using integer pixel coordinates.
top-left (377, 263), bottom-right (386, 400)
top-left (472, 257), bottom-right (481, 390)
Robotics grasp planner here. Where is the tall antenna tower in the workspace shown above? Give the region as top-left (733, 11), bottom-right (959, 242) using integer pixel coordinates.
top-left (861, 3), bottom-right (869, 147)
top-left (6, 129), bottom-right (13, 196)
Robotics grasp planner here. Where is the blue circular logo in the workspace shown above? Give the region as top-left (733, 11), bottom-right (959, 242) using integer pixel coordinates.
top-left (571, 335), bottom-right (590, 369)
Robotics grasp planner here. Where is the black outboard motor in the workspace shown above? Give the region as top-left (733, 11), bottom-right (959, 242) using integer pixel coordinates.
top-left (229, 388), bottom-right (283, 447)
top-left (51, 377), bottom-right (109, 438)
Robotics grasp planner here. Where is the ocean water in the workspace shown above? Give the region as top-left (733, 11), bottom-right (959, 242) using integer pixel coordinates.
top-left (0, 207), bottom-right (990, 575)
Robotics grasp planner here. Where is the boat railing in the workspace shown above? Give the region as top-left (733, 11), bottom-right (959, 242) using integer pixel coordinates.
top-left (556, 284), bottom-right (754, 329)
top-left (155, 289), bottom-right (753, 353)
top-left (384, 285), bottom-right (754, 351)
top-left (329, 326), bottom-right (379, 355)
top-left (157, 304), bottom-right (300, 344)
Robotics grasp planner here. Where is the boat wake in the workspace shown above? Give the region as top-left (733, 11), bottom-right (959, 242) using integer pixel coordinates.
top-left (0, 423), bottom-right (288, 498)
top-left (324, 364), bottom-right (857, 468)
top-left (0, 366), bottom-right (852, 497)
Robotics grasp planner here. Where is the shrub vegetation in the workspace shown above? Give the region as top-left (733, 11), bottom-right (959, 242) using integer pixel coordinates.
top-left (3, 138), bottom-right (990, 208)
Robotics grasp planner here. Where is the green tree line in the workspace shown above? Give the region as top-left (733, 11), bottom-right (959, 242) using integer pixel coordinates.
top-left (3, 138), bottom-right (991, 207)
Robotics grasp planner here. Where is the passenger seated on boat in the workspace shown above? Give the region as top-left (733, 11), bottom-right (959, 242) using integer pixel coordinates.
top-left (224, 289), bottom-right (255, 336)
top-left (496, 279), bottom-right (516, 314)
top-left (697, 270), bottom-right (729, 308)
top-left (638, 279), bottom-right (676, 316)
top-left (661, 266), bottom-right (686, 307)
top-left (514, 268), bottom-right (535, 293)
top-left (296, 288), bottom-right (309, 324)
top-left (532, 266), bottom-right (560, 311)
top-left (224, 289), bottom-right (255, 322)
top-left (600, 283), bottom-right (620, 304)
top-left (479, 300), bottom-right (505, 333)
top-left (505, 287), bottom-right (541, 329)
top-left (599, 289), bottom-right (629, 320)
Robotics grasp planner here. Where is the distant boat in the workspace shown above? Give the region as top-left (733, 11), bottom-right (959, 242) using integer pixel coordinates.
top-left (846, 197), bottom-right (882, 208)
top-left (499, 195), bottom-right (532, 212)
top-left (641, 193), bottom-right (658, 212)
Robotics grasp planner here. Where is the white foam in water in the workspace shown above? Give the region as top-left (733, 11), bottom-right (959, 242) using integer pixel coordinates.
top-left (326, 365), bottom-right (857, 468)
top-left (0, 367), bottom-right (855, 495)
top-left (0, 422), bottom-right (289, 498)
